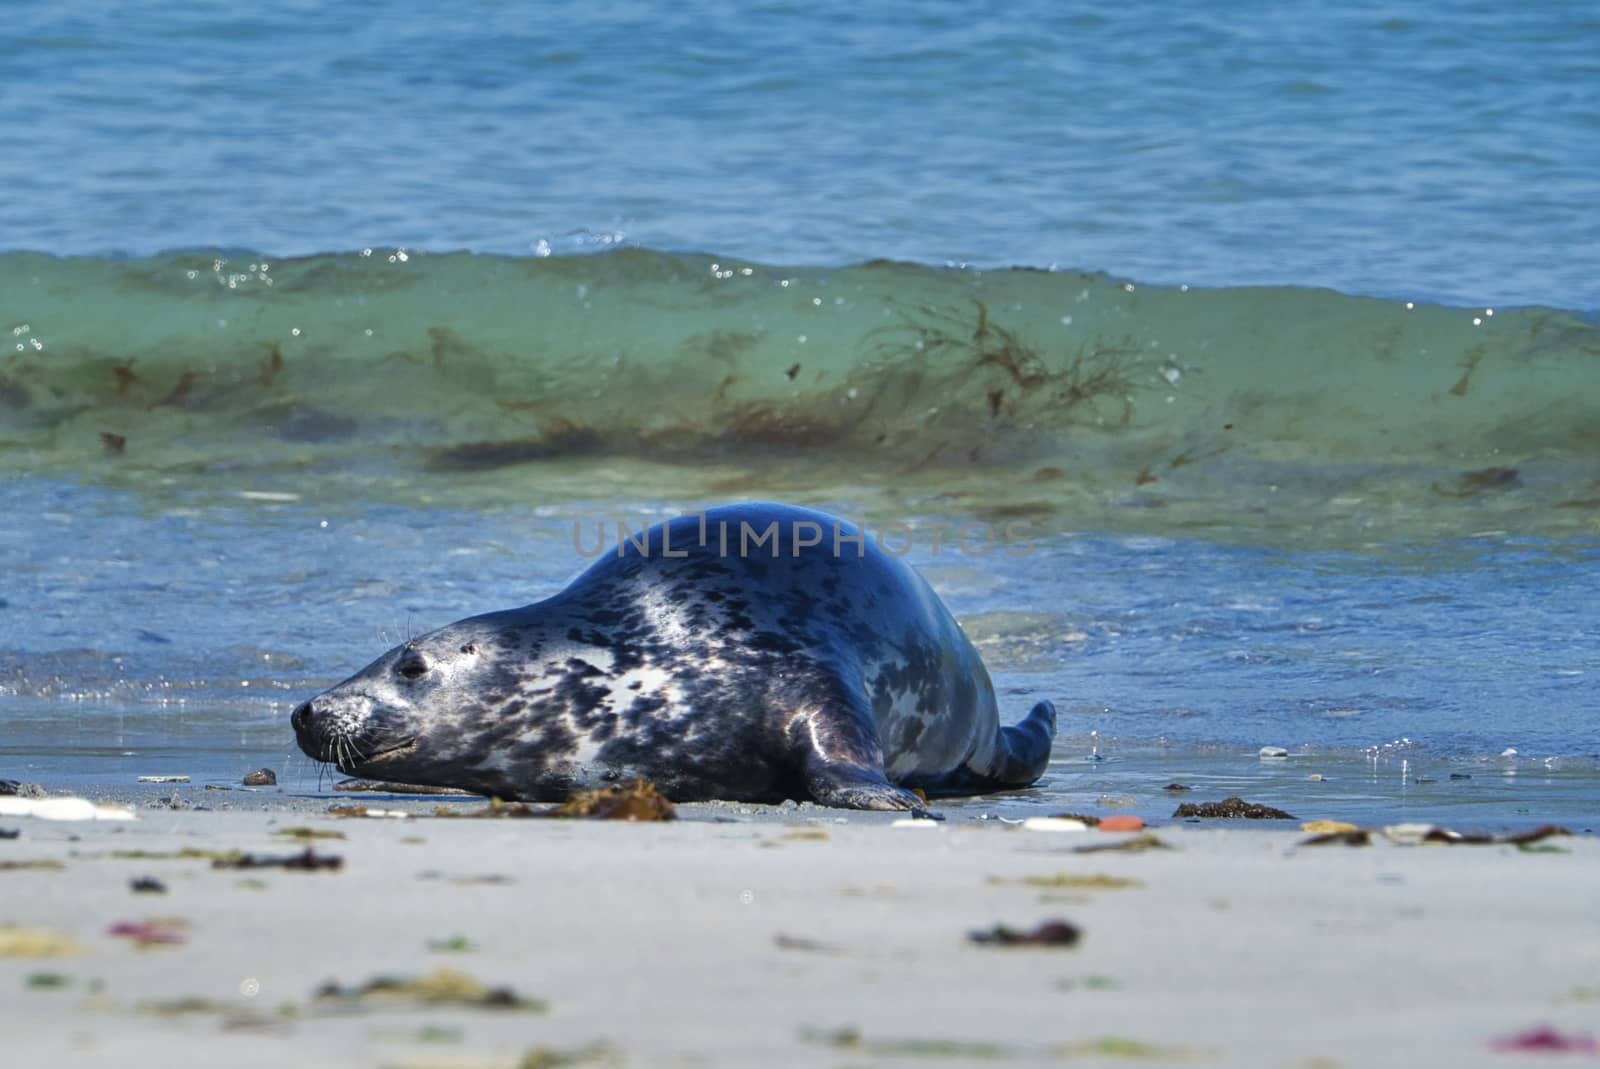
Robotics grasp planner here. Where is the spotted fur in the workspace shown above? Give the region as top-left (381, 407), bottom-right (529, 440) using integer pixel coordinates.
top-left (291, 503), bottom-right (1056, 810)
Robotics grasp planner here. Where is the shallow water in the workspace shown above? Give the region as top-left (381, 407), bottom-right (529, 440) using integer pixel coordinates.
top-left (2, 2), bottom-right (1597, 824)
top-left (2, 479), bottom-right (1593, 826)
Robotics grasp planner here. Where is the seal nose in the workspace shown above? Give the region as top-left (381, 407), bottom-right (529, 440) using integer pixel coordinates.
top-left (290, 700), bottom-right (315, 736)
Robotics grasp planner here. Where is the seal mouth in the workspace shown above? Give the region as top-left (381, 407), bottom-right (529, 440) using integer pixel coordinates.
top-left (359, 736), bottom-right (420, 765)
top-left (339, 735), bottom-right (420, 772)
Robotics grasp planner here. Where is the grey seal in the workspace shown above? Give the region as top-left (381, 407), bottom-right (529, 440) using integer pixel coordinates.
top-left (291, 503), bottom-right (1056, 810)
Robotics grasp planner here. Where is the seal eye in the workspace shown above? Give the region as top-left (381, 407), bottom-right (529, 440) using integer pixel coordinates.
top-left (396, 656), bottom-right (429, 680)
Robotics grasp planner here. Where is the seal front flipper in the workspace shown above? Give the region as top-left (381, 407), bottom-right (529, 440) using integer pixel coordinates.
top-left (782, 684), bottom-right (925, 811)
top-left (805, 764), bottom-right (926, 811)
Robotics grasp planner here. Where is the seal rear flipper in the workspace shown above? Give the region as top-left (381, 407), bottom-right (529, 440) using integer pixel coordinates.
top-left (989, 699), bottom-right (1057, 786)
top-left (909, 700), bottom-right (1057, 795)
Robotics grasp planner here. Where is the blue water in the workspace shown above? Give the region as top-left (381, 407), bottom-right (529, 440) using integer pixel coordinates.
top-left (2, 2), bottom-right (1597, 821)
top-left (5, 1), bottom-right (1598, 309)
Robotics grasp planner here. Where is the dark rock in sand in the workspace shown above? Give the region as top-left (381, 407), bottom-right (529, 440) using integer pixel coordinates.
top-left (1173, 796), bottom-right (1296, 820)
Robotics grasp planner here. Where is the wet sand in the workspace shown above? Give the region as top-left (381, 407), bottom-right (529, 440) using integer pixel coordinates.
top-left (2, 791), bottom-right (1596, 1069)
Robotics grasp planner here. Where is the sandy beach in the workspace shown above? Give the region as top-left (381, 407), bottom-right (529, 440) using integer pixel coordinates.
top-left (2, 789), bottom-right (1595, 1069)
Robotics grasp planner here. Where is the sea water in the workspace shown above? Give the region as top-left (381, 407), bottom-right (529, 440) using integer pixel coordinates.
top-left (2, 2), bottom-right (1596, 826)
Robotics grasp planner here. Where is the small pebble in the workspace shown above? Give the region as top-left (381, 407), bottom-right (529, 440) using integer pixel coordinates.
top-left (1258, 746), bottom-right (1289, 759)
top-left (242, 768), bottom-right (277, 787)
top-left (1021, 817), bottom-right (1090, 833)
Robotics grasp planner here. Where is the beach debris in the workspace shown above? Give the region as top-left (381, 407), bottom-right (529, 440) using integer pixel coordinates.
top-left (203, 784), bottom-right (233, 791)
top-left (1300, 829), bottom-right (1372, 847)
top-left (969, 919), bottom-right (1082, 948)
top-left (1380, 823), bottom-right (1572, 847)
top-left (1021, 817), bottom-right (1090, 832)
top-left (314, 967), bottom-right (546, 1012)
top-left (145, 793), bottom-right (196, 810)
top-left (774, 933), bottom-right (842, 954)
top-left (1258, 746), bottom-right (1289, 759)
top-left (213, 846), bottom-right (343, 871)
top-left (1489, 1026), bottom-right (1599, 1054)
top-left (108, 918), bottom-right (189, 949)
top-left (779, 827), bottom-right (831, 841)
top-left (425, 934), bottom-right (478, 953)
top-left (136, 996), bottom-right (230, 1015)
top-left (111, 847), bottom-right (242, 863)
top-left (1161, 782), bottom-right (1192, 792)
top-left (801, 1025), bottom-right (1020, 1059)
top-left (129, 876), bottom-right (167, 894)
top-left (0, 780), bottom-right (46, 798)
top-left (1097, 815), bottom-right (1146, 833)
top-left (1051, 812), bottom-right (1101, 826)
top-left (326, 804), bottom-right (412, 818)
top-left (416, 870), bottom-right (516, 886)
top-left (1302, 820), bottom-right (1360, 835)
top-left (1306, 773), bottom-right (1326, 781)
top-left (242, 768), bottom-right (277, 786)
top-left (0, 925), bottom-right (82, 958)
top-left (0, 827), bottom-right (18, 839)
top-left (432, 799), bottom-right (537, 818)
top-left (25, 972), bottom-right (73, 989)
top-left (1174, 796), bottom-right (1295, 820)
top-left (994, 873), bottom-right (1143, 891)
top-left (518, 1042), bottom-right (623, 1069)
top-left (335, 777), bottom-right (478, 796)
top-left (273, 826), bottom-right (346, 840)
top-left (1073, 833), bottom-right (1172, 854)
top-left (890, 817), bottom-right (943, 828)
top-left (137, 775), bottom-right (190, 784)
top-left (0, 859), bottom-right (64, 871)
top-left (552, 781), bottom-right (676, 821)
top-left (1450, 772), bottom-right (1472, 780)
top-left (1054, 1036), bottom-right (1193, 1059)
top-left (0, 796), bottom-right (135, 821)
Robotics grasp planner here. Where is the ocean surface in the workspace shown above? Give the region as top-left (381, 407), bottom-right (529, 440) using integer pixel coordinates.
top-left (2, 1), bottom-right (1596, 826)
